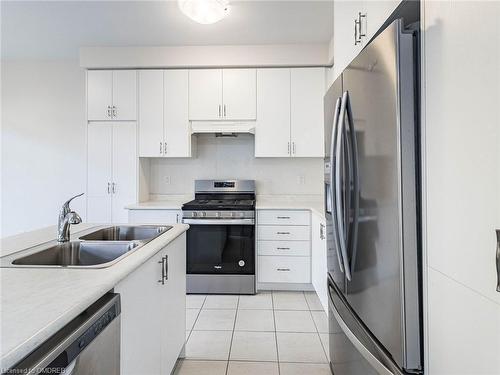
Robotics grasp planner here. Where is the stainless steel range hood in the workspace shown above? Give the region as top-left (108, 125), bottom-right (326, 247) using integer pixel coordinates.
top-left (190, 121), bottom-right (256, 135)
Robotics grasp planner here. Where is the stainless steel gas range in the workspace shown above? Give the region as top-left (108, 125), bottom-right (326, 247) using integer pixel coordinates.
top-left (182, 180), bottom-right (256, 294)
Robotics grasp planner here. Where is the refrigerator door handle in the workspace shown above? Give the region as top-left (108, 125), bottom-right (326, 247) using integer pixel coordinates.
top-left (328, 285), bottom-right (396, 375)
top-left (335, 92), bottom-right (352, 280)
top-left (345, 91), bottom-right (360, 277)
top-left (330, 97), bottom-right (345, 273)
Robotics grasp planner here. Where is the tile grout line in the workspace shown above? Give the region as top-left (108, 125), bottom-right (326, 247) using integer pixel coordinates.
top-left (305, 291), bottom-right (330, 365)
top-left (271, 290), bottom-right (281, 375)
top-left (224, 295), bottom-right (240, 375)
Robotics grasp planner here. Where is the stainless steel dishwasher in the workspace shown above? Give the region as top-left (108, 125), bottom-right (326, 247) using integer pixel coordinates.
top-left (7, 293), bottom-right (120, 375)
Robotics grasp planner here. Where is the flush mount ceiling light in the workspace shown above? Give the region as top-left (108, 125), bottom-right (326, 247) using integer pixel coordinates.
top-left (178, 0), bottom-right (230, 24)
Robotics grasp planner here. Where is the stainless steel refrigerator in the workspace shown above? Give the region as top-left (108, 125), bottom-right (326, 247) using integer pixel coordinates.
top-left (324, 19), bottom-right (422, 375)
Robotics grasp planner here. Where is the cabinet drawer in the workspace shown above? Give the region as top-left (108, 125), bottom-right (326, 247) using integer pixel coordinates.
top-left (258, 256), bottom-right (311, 283)
top-left (128, 209), bottom-right (181, 224)
top-left (258, 225), bottom-right (310, 241)
top-left (257, 210), bottom-right (310, 226)
top-left (258, 241), bottom-right (310, 257)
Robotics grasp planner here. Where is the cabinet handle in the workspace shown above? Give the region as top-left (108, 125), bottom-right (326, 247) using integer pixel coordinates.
top-left (320, 223), bottom-right (325, 240)
top-left (354, 12), bottom-right (366, 45)
top-left (112, 105), bottom-right (117, 118)
top-left (496, 230), bottom-right (500, 292)
top-left (223, 104), bottom-right (226, 117)
top-left (158, 256), bottom-right (166, 285)
top-left (276, 216), bottom-right (291, 219)
top-left (160, 142), bottom-right (163, 154)
top-left (276, 247), bottom-right (290, 250)
top-left (111, 182), bottom-right (116, 194)
top-left (176, 214), bottom-right (179, 223)
top-left (163, 142), bottom-right (167, 155)
top-left (107, 182), bottom-right (111, 194)
top-left (277, 268), bottom-right (290, 272)
top-left (277, 232), bottom-right (290, 235)
top-left (287, 142), bottom-right (290, 155)
top-left (165, 255), bottom-right (169, 281)
top-left (292, 142), bottom-right (296, 155)
top-left (107, 106), bottom-right (112, 118)
top-left (218, 105), bottom-right (221, 118)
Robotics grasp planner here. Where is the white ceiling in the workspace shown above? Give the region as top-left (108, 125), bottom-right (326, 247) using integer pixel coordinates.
top-left (1, 0), bottom-right (334, 60)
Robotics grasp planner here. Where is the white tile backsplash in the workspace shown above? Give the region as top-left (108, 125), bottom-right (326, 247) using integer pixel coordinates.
top-left (149, 134), bottom-right (323, 196)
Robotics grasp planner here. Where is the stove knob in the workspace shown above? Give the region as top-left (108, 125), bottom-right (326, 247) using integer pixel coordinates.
top-left (215, 212), bottom-right (220, 218)
top-left (201, 212), bottom-right (206, 217)
top-left (230, 212), bottom-right (234, 218)
top-left (192, 212), bottom-right (197, 217)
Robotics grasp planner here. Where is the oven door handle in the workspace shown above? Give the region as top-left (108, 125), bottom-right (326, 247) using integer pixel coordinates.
top-left (182, 218), bottom-right (255, 225)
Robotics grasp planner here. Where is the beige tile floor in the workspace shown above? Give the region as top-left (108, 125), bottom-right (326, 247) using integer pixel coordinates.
top-left (175, 291), bottom-right (332, 375)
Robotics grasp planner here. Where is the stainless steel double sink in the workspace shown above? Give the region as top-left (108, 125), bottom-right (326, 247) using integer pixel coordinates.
top-left (1, 225), bottom-right (171, 269)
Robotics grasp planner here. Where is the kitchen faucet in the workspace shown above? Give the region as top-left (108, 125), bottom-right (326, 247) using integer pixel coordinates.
top-left (57, 193), bottom-right (84, 242)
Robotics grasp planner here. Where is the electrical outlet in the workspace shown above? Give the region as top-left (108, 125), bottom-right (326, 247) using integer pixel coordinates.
top-left (297, 175), bottom-right (306, 185)
top-left (165, 176), bottom-right (171, 185)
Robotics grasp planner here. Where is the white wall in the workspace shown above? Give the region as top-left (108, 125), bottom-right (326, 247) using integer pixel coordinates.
top-left (422, 1), bottom-right (500, 373)
top-left (1, 60), bottom-right (86, 237)
top-left (148, 134), bottom-right (323, 197)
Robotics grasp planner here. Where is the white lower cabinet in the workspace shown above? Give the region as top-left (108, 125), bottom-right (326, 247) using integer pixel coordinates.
top-left (128, 209), bottom-right (182, 224)
top-left (87, 122), bottom-right (137, 223)
top-left (257, 209), bottom-right (312, 287)
top-left (311, 212), bottom-right (328, 312)
top-left (114, 234), bottom-right (186, 375)
top-left (258, 256), bottom-right (310, 284)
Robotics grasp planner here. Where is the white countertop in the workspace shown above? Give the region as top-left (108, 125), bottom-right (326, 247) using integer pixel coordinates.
top-left (126, 195), bottom-right (325, 218)
top-left (0, 223), bottom-right (189, 370)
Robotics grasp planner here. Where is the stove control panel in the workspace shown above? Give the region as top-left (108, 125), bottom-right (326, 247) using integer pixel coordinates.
top-left (184, 210), bottom-right (255, 220)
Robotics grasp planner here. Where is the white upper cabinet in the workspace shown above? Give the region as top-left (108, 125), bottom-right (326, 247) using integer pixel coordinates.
top-left (222, 69), bottom-right (257, 120)
top-left (138, 70), bottom-right (192, 157)
top-left (164, 70), bottom-right (191, 157)
top-left (188, 69), bottom-right (256, 121)
top-left (138, 70), bottom-right (164, 157)
top-left (87, 71), bottom-right (113, 121)
top-left (188, 69), bottom-right (223, 120)
top-left (255, 68), bottom-right (291, 157)
top-left (255, 68), bottom-right (324, 158)
top-left (333, 1), bottom-right (402, 78)
top-left (290, 68), bottom-right (325, 157)
top-left (87, 70), bottom-right (137, 121)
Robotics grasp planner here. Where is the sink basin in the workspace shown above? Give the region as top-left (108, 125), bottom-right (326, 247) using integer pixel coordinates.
top-left (11, 241), bottom-right (140, 267)
top-left (79, 225), bottom-right (171, 242)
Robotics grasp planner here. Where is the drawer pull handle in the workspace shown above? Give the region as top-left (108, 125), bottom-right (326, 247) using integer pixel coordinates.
top-left (277, 247), bottom-right (290, 250)
top-left (277, 232), bottom-right (290, 235)
top-left (277, 268), bottom-right (291, 272)
top-left (277, 216), bottom-right (291, 219)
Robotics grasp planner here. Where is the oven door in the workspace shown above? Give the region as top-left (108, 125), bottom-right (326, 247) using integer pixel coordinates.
top-left (183, 219), bottom-right (255, 275)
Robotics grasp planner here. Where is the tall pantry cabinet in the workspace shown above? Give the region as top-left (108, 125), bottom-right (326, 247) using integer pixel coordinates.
top-left (86, 70), bottom-right (138, 223)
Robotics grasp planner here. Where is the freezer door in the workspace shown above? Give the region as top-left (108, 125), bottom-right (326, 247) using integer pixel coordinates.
top-left (329, 281), bottom-right (405, 375)
top-left (342, 20), bottom-right (420, 371)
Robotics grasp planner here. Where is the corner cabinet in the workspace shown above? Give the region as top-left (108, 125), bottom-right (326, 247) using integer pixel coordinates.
top-left (114, 234), bottom-right (186, 375)
top-left (188, 69), bottom-right (257, 121)
top-left (138, 70), bottom-right (193, 157)
top-left (87, 122), bottom-right (137, 223)
top-left (255, 68), bottom-right (325, 158)
top-left (87, 70), bottom-right (137, 121)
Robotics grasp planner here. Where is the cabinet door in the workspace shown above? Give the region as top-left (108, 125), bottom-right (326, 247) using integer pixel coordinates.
top-left (111, 122), bottom-right (137, 223)
top-left (164, 70), bottom-right (191, 157)
top-left (365, 0), bottom-right (400, 40)
top-left (255, 69), bottom-right (291, 157)
top-left (222, 69), bottom-right (256, 120)
top-left (139, 70), bottom-right (164, 157)
top-left (112, 70), bottom-right (137, 121)
top-left (87, 71), bottom-right (112, 121)
top-left (114, 251), bottom-right (164, 375)
top-left (87, 123), bottom-right (112, 222)
top-left (290, 68), bottom-right (325, 157)
top-left (188, 69), bottom-right (223, 120)
top-left (333, 1), bottom-right (365, 78)
top-left (311, 213), bottom-right (328, 312)
top-left (161, 235), bottom-right (187, 373)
